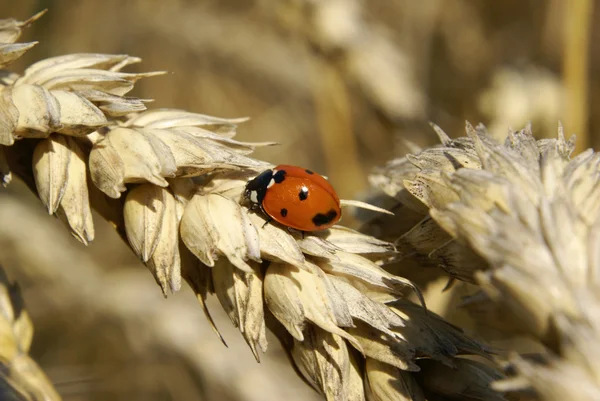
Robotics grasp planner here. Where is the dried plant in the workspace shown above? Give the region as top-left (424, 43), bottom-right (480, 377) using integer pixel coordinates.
top-left (0, 11), bottom-right (502, 401)
top-left (371, 122), bottom-right (600, 400)
top-left (0, 266), bottom-right (60, 401)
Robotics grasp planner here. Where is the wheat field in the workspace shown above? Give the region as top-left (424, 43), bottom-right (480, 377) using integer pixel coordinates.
top-left (0, 2), bottom-right (599, 401)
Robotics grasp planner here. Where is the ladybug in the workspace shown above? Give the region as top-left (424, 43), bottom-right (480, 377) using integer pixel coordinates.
top-left (244, 165), bottom-right (342, 232)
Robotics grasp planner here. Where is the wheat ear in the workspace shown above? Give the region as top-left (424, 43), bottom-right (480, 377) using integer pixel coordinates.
top-left (371, 121), bottom-right (600, 400)
top-left (0, 11), bottom-right (502, 401)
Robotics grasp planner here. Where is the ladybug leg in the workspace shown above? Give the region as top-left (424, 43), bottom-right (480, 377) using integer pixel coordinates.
top-left (261, 217), bottom-right (273, 228)
top-left (257, 204), bottom-right (272, 229)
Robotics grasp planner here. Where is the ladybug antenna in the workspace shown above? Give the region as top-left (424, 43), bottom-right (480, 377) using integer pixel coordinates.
top-left (339, 199), bottom-right (394, 215)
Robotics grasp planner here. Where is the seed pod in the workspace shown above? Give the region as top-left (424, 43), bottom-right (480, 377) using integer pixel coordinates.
top-left (33, 135), bottom-right (94, 244)
top-left (180, 193), bottom-right (261, 273)
top-left (124, 184), bottom-right (181, 295)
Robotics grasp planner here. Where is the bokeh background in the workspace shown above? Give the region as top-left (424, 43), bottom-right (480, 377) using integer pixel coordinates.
top-left (0, 1), bottom-right (596, 400)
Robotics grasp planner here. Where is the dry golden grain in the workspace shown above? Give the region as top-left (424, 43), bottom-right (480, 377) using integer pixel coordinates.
top-left (372, 121), bottom-right (600, 399)
top-left (0, 11), bottom-right (503, 401)
top-left (0, 267), bottom-right (60, 401)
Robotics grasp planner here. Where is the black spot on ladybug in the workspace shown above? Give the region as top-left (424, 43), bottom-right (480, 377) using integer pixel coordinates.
top-left (299, 187), bottom-right (308, 201)
top-left (312, 209), bottom-right (337, 226)
top-left (305, 169), bottom-right (314, 175)
top-left (280, 208), bottom-right (288, 217)
top-left (273, 170), bottom-right (286, 183)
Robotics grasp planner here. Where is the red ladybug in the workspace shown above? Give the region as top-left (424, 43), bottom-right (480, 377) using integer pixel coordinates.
top-left (244, 165), bottom-right (342, 232)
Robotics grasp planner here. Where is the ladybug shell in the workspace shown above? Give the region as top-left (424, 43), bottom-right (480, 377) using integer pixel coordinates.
top-left (262, 165), bottom-right (341, 231)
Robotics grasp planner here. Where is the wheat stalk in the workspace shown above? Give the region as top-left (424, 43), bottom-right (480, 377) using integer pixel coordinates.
top-left (371, 121), bottom-right (600, 400)
top-left (0, 10), bottom-right (504, 401)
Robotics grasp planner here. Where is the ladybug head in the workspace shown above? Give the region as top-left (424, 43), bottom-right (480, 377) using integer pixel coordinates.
top-left (243, 168), bottom-right (273, 207)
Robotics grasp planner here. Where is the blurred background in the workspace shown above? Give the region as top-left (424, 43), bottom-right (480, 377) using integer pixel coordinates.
top-left (0, 0), bottom-right (596, 400)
